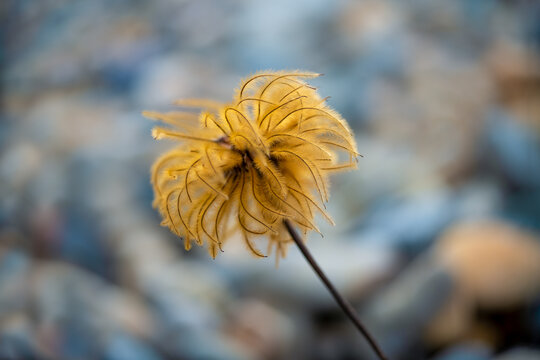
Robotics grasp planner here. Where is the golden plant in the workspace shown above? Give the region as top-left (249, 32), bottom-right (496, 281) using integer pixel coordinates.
top-left (146, 71), bottom-right (388, 360)
top-left (145, 71), bottom-right (358, 261)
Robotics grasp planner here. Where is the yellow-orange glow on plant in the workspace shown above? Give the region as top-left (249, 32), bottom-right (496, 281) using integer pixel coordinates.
top-left (145, 71), bottom-right (358, 261)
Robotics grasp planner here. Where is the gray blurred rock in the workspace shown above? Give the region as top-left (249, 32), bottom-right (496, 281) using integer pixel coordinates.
top-left (484, 109), bottom-right (540, 189)
top-left (357, 188), bottom-right (458, 249)
top-left (431, 343), bottom-right (492, 360)
top-left (494, 348), bottom-right (540, 360)
top-left (165, 330), bottom-right (251, 360)
top-left (0, 249), bottom-right (31, 319)
top-left (363, 253), bottom-right (454, 358)
top-left (27, 262), bottom-right (156, 357)
top-left (215, 238), bottom-right (398, 308)
top-left (225, 299), bottom-right (295, 359)
top-left (102, 333), bottom-right (163, 360)
top-left (0, 313), bottom-right (43, 360)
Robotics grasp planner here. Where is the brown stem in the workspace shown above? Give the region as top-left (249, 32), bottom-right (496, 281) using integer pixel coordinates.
top-left (284, 219), bottom-right (388, 360)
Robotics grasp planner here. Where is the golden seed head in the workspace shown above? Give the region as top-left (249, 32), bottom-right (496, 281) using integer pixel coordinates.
top-left (145, 71), bottom-right (358, 261)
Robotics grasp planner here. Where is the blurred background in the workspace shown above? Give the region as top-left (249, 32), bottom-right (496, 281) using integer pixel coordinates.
top-left (1, 0), bottom-right (540, 359)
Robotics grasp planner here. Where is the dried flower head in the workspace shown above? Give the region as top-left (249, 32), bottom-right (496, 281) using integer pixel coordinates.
top-left (145, 71), bottom-right (358, 261)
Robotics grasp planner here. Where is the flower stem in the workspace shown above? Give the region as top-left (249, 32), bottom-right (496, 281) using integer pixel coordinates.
top-left (284, 219), bottom-right (388, 360)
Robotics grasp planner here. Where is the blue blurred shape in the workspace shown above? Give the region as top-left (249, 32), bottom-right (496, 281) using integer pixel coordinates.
top-left (102, 333), bottom-right (163, 360)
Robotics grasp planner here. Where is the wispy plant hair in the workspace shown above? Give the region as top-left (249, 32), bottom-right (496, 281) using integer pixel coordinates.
top-left (146, 71), bottom-right (358, 262)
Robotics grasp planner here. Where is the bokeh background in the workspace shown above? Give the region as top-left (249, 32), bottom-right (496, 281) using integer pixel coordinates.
top-left (2, 1), bottom-right (540, 359)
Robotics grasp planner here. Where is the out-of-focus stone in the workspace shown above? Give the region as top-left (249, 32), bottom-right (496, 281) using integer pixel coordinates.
top-left (357, 188), bottom-right (457, 250)
top-left (102, 333), bottom-right (163, 360)
top-left (426, 221), bottom-right (540, 346)
top-left (484, 110), bottom-right (540, 189)
top-left (133, 54), bottom-right (230, 108)
top-left (487, 41), bottom-right (540, 131)
top-left (164, 330), bottom-right (251, 360)
top-left (364, 254), bottom-right (454, 358)
top-left (216, 239), bottom-right (398, 308)
top-left (30, 262), bottom-right (156, 340)
top-left (225, 299), bottom-right (295, 360)
top-left (100, 291), bottom-right (155, 339)
top-left (0, 313), bottom-right (41, 360)
top-left (435, 221), bottom-right (540, 309)
top-left (0, 142), bottom-right (42, 191)
top-left (431, 343), bottom-right (492, 360)
top-left (368, 44), bottom-right (493, 184)
top-left (0, 247), bottom-right (31, 319)
top-left (338, 0), bottom-right (402, 48)
top-left (424, 289), bottom-right (473, 347)
top-left (494, 348), bottom-right (540, 360)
